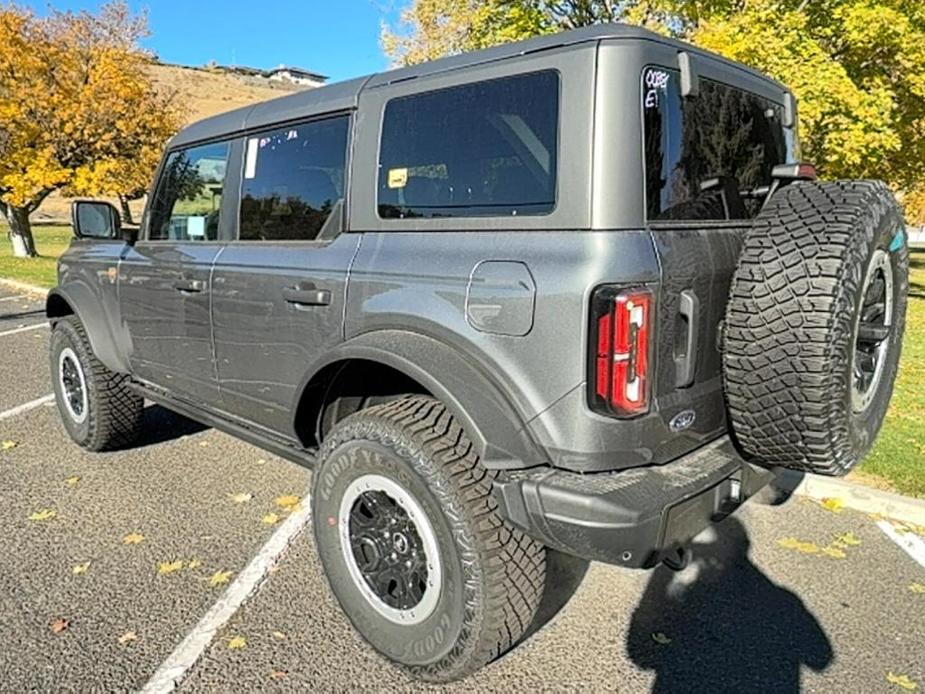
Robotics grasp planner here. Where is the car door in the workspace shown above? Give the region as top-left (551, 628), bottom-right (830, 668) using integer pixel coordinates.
top-left (211, 114), bottom-right (359, 436)
top-left (119, 139), bottom-right (236, 406)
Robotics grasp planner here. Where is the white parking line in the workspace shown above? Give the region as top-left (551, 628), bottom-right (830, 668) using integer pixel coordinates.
top-left (877, 519), bottom-right (925, 570)
top-left (141, 503), bottom-right (311, 693)
top-left (0, 394), bottom-right (55, 422)
top-left (0, 295), bottom-right (28, 303)
top-left (0, 323), bottom-right (47, 338)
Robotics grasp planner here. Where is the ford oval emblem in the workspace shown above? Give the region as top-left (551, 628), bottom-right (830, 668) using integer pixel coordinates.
top-left (670, 409), bottom-right (696, 432)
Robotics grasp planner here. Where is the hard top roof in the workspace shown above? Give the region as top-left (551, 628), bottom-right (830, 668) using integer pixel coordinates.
top-left (169, 23), bottom-right (782, 149)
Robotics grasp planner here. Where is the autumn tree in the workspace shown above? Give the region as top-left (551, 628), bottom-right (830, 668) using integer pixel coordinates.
top-left (382, 0), bottom-right (925, 223)
top-left (0, 2), bottom-right (180, 257)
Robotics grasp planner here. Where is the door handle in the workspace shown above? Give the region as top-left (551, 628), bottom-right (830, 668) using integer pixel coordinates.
top-left (282, 285), bottom-right (332, 307)
top-left (173, 279), bottom-right (205, 293)
top-left (674, 289), bottom-right (699, 388)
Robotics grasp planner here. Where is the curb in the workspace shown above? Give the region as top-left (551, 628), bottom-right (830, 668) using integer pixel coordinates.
top-left (0, 277), bottom-right (49, 298)
top-left (773, 469), bottom-right (925, 526)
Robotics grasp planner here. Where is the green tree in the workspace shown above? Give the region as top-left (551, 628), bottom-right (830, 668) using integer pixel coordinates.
top-left (382, 0), bottom-right (925, 221)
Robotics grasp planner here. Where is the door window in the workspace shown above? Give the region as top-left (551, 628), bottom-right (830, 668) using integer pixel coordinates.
top-left (149, 141), bottom-right (230, 241)
top-left (642, 67), bottom-right (789, 221)
top-left (239, 116), bottom-right (350, 241)
top-left (377, 71), bottom-right (559, 219)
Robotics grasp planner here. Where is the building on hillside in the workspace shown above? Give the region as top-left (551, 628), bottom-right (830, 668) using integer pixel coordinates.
top-left (266, 65), bottom-right (328, 88)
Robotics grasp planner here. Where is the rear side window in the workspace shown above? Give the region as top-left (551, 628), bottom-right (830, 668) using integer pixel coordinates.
top-left (378, 71), bottom-right (559, 219)
top-left (240, 115), bottom-right (349, 241)
top-left (643, 67), bottom-right (788, 221)
top-left (149, 141), bottom-right (230, 241)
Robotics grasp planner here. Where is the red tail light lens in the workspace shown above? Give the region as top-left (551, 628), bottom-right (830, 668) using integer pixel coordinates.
top-left (590, 287), bottom-right (653, 417)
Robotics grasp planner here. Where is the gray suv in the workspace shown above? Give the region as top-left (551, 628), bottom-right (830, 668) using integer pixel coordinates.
top-left (49, 24), bottom-right (907, 681)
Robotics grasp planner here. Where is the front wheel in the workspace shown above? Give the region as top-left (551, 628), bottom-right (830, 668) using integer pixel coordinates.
top-left (311, 396), bottom-right (546, 682)
top-left (49, 316), bottom-right (143, 451)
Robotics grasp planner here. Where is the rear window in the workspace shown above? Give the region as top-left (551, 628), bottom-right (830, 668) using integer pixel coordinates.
top-left (378, 71), bottom-right (559, 219)
top-left (643, 67), bottom-right (788, 221)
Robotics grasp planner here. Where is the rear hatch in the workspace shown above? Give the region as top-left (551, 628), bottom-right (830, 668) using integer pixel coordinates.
top-left (638, 66), bottom-right (796, 462)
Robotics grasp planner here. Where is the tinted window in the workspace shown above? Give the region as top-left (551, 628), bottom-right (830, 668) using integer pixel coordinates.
top-left (643, 68), bottom-right (788, 221)
top-left (149, 141), bottom-right (229, 241)
top-left (378, 71), bottom-right (559, 219)
top-left (240, 116), bottom-right (349, 241)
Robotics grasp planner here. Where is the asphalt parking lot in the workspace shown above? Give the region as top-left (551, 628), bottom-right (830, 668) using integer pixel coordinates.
top-left (1, 283), bottom-right (923, 692)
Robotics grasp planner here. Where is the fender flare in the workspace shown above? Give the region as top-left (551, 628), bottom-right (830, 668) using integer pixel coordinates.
top-left (46, 283), bottom-right (129, 373)
top-left (293, 330), bottom-right (547, 470)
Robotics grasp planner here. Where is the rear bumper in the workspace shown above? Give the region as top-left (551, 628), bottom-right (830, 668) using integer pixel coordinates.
top-left (492, 436), bottom-right (772, 568)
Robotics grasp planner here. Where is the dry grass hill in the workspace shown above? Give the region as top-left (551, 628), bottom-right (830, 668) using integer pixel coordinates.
top-left (35, 62), bottom-right (304, 222)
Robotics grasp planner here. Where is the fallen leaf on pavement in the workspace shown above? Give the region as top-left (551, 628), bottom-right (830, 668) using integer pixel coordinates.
top-left (256, 458), bottom-right (267, 466)
top-left (272, 630), bottom-right (287, 640)
top-left (209, 570), bottom-right (232, 587)
top-left (187, 559), bottom-right (202, 570)
top-left (72, 562), bottom-right (91, 575)
top-left (819, 497), bottom-right (844, 513)
top-left (51, 618), bottom-right (69, 634)
top-left (269, 670), bottom-right (287, 680)
top-left (231, 492), bottom-right (253, 504)
top-left (909, 583), bottom-right (925, 594)
top-left (261, 513), bottom-right (280, 526)
top-left (1, 440), bottom-right (17, 450)
top-left (28, 509), bottom-right (57, 522)
top-left (119, 631), bottom-right (137, 645)
top-left (887, 672), bottom-right (918, 691)
top-left (274, 494), bottom-right (300, 511)
top-left (158, 560), bottom-right (184, 575)
top-left (228, 635), bottom-right (246, 650)
top-left (651, 632), bottom-right (672, 645)
top-left (821, 546), bottom-right (846, 559)
top-left (777, 537), bottom-right (820, 554)
top-left (64, 476), bottom-right (81, 487)
top-left (122, 532), bottom-right (145, 545)
top-left (834, 532), bottom-right (861, 547)
top-left (198, 440), bottom-right (210, 447)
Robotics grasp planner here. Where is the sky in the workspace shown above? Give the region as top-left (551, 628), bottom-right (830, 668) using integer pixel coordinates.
top-left (20, 0), bottom-right (400, 82)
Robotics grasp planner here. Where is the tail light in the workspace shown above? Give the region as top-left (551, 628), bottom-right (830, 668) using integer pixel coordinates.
top-left (589, 287), bottom-right (653, 417)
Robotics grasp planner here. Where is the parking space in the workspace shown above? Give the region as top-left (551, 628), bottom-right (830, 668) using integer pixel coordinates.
top-left (1, 289), bottom-right (923, 691)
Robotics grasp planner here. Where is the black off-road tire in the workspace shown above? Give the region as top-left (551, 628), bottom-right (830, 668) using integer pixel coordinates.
top-left (49, 316), bottom-right (143, 451)
top-left (311, 395), bottom-right (546, 682)
top-left (724, 180), bottom-right (908, 475)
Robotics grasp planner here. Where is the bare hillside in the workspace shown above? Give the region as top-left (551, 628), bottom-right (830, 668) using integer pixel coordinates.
top-left (35, 62), bottom-right (305, 222)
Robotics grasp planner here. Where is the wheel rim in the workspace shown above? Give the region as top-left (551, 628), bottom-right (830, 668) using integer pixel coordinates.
top-left (338, 474), bottom-right (442, 625)
top-left (851, 249), bottom-right (894, 413)
top-left (58, 347), bottom-right (88, 424)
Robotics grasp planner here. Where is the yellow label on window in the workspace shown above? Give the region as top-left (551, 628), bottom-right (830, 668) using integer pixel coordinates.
top-left (387, 167), bottom-right (408, 189)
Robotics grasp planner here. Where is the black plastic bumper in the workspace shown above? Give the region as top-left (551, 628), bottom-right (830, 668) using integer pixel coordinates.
top-left (493, 436), bottom-right (772, 568)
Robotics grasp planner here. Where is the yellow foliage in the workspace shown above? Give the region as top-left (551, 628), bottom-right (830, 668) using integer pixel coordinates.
top-left (0, 2), bottom-right (181, 217)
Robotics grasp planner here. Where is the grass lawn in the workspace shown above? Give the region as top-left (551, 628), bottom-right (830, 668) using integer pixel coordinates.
top-left (1, 226), bottom-right (923, 496)
top-left (0, 224), bottom-right (72, 289)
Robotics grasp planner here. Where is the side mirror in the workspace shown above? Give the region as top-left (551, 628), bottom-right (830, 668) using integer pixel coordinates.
top-left (71, 200), bottom-right (121, 240)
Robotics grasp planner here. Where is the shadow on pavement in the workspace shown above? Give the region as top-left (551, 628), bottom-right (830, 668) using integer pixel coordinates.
top-left (0, 308), bottom-right (45, 323)
top-left (126, 404), bottom-right (209, 448)
top-left (626, 516), bottom-right (832, 693)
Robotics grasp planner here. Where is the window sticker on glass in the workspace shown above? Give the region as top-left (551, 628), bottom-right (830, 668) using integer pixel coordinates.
top-left (388, 167), bottom-right (408, 189)
top-left (244, 137), bottom-right (259, 179)
top-left (644, 69), bottom-right (670, 109)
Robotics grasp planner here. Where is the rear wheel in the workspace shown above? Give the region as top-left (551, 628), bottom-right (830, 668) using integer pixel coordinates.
top-left (311, 396), bottom-right (545, 682)
top-left (724, 180), bottom-right (908, 475)
top-left (50, 317), bottom-right (143, 451)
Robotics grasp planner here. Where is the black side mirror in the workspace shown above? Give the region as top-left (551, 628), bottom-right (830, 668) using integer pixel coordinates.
top-left (71, 200), bottom-right (121, 240)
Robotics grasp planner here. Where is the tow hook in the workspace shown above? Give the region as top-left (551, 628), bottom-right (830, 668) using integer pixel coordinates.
top-left (662, 546), bottom-right (691, 572)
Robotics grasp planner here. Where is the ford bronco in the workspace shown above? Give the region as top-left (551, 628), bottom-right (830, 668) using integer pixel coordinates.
top-left (49, 24), bottom-right (907, 681)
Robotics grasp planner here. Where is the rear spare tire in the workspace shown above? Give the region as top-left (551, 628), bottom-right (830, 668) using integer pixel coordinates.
top-left (724, 180), bottom-right (908, 475)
